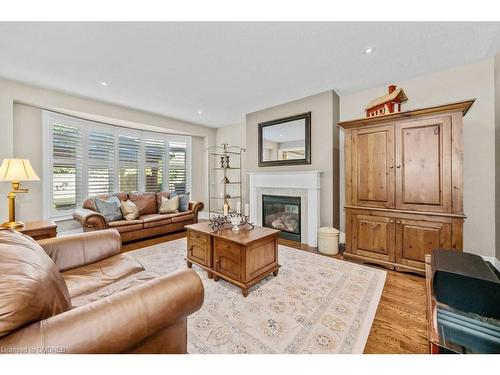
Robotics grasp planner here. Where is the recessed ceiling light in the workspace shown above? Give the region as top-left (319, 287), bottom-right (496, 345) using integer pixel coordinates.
top-left (197, 110), bottom-right (203, 115)
top-left (100, 81), bottom-right (108, 86)
top-left (363, 47), bottom-right (375, 55)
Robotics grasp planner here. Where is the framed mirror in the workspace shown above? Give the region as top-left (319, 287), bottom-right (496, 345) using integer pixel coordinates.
top-left (258, 112), bottom-right (311, 167)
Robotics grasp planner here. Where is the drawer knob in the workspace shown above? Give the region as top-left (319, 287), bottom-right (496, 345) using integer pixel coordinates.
top-left (224, 245), bottom-right (230, 249)
top-left (397, 164), bottom-right (401, 168)
top-left (389, 219), bottom-right (394, 223)
top-left (389, 165), bottom-right (394, 169)
top-left (396, 220), bottom-right (401, 224)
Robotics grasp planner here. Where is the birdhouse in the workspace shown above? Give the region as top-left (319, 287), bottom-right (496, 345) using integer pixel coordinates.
top-left (366, 85), bottom-right (408, 118)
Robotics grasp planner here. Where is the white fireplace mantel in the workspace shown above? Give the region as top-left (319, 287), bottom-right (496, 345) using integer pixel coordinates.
top-left (247, 171), bottom-right (321, 247)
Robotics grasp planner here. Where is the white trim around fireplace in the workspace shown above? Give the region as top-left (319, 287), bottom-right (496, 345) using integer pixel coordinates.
top-left (247, 171), bottom-right (321, 247)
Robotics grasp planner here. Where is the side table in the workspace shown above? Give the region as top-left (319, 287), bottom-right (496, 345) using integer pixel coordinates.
top-left (1, 219), bottom-right (57, 241)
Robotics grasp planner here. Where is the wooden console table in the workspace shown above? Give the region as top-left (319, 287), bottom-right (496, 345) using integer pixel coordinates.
top-left (0, 219), bottom-right (57, 241)
top-left (185, 222), bottom-right (280, 297)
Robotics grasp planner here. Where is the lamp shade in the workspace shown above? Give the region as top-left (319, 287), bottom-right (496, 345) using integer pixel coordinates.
top-left (0, 159), bottom-right (40, 182)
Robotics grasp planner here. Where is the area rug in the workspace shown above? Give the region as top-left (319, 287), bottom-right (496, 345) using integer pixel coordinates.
top-left (128, 238), bottom-right (386, 354)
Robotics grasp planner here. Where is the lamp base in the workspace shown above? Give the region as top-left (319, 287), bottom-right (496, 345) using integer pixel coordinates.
top-left (1, 220), bottom-right (24, 229)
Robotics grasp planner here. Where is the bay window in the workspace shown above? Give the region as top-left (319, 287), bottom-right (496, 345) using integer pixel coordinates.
top-left (43, 111), bottom-right (191, 219)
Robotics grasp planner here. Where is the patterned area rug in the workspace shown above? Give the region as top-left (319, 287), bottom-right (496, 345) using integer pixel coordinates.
top-left (128, 238), bottom-right (386, 354)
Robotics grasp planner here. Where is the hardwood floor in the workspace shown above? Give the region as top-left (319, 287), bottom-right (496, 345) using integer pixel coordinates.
top-left (122, 231), bottom-right (429, 354)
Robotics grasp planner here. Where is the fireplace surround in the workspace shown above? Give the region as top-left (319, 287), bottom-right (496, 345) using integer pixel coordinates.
top-left (248, 171), bottom-right (320, 247)
top-left (262, 194), bottom-right (301, 241)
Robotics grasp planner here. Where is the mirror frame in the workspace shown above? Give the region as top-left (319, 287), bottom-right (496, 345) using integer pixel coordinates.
top-left (258, 112), bottom-right (311, 167)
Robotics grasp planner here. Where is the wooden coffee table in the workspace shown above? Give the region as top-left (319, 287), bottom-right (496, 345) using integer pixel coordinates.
top-left (185, 221), bottom-right (280, 297)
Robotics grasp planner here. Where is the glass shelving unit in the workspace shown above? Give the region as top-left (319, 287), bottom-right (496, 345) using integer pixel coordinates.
top-left (207, 144), bottom-right (245, 218)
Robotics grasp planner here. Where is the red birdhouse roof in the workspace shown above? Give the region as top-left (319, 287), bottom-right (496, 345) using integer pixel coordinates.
top-left (366, 86), bottom-right (408, 110)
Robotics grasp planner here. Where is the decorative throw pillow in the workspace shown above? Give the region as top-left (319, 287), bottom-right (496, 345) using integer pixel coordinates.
top-left (120, 199), bottom-right (139, 220)
top-left (159, 195), bottom-right (179, 214)
top-left (178, 192), bottom-right (190, 212)
top-left (0, 230), bottom-right (71, 338)
top-left (94, 196), bottom-right (123, 222)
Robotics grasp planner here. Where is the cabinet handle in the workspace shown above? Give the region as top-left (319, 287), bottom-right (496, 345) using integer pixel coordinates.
top-left (396, 165), bottom-right (401, 168)
top-left (224, 245), bottom-right (230, 249)
top-left (389, 219), bottom-right (394, 223)
top-left (389, 165), bottom-right (394, 169)
top-left (396, 220), bottom-right (401, 224)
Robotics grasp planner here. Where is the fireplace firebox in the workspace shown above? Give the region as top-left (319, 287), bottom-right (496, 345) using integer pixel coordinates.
top-left (262, 195), bottom-right (301, 242)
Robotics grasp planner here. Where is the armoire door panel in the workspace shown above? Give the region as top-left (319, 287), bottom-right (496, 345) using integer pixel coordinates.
top-left (352, 125), bottom-right (395, 208)
top-left (352, 213), bottom-right (395, 262)
top-left (396, 117), bottom-right (452, 212)
top-left (396, 218), bottom-right (452, 269)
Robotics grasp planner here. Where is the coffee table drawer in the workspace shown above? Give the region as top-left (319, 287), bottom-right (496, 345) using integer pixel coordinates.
top-left (189, 231), bottom-right (209, 244)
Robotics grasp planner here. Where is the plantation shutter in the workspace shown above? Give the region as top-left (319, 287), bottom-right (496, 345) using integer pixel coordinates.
top-left (88, 131), bottom-right (115, 196)
top-left (118, 135), bottom-right (140, 192)
top-left (168, 141), bottom-right (187, 194)
top-left (52, 123), bottom-right (83, 214)
top-left (145, 138), bottom-right (165, 192)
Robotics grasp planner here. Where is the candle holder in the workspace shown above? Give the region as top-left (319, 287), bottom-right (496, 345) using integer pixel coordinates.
top-left (208, 213), bottom-right (254, 232)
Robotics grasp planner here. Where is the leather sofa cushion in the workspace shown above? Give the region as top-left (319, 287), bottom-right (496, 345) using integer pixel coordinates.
top-left (83, 193), bottom-right (128, 211)
top-left (140, 214), bottom-right (173, 229)
top-left (70, 270), bottom-right (158, 308)
top-left (0, 230), bottom-right (71, 338)
top-left (129, 192), bottom-right (158, 215)
top-left (172, 213), bottom-right (194, 223)
top-left (62, 254), bottom-right (144, 299)
top-left (108, 219), bottom-right (143, 233)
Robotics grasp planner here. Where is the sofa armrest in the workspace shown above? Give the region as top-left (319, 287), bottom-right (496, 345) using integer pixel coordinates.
top-left (38, 229), bottom-right (122, 272)
top-left (189, 201), bottom-right (204, 223)
top-left (0, 269), bottom-right (204, 354)
top-left (73, 208), bottom-right (108, 231)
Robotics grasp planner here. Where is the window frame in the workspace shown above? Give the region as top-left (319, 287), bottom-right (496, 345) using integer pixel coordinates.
top-left (42, 111), bottom-right (192, 221)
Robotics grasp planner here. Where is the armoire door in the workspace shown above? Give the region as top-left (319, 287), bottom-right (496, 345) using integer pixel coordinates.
top-left (351, 125), bottom-right (395, 208)
top-left (351, 213), bottom-right (395, 262)
top-left (395, 117), bottom-right (452, 212)
top-left (395, 217), bottom-right (452, 270)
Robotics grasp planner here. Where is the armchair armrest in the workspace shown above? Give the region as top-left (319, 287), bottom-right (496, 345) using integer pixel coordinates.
top-left (73, 208), bottom-right (108, 231)
top-left (38, 229), bottom-right (122, 272)
top-left (0, 269), bottom-right (204, 354)
top-left (189, 201), bottom-right (204, 223)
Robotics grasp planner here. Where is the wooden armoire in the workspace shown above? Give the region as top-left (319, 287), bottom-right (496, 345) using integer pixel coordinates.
top-left (338, 100), bottom-right (474, 274)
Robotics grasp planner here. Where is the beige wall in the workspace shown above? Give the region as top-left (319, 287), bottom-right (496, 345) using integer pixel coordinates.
top-left (1, 78), bottom-right (216, 231)
top-left (245, 90), bottom-right (340, 228)
top-left (340, 59), bottom-right (496, 258)
top-left (495, 52), bottom-right (500, 262)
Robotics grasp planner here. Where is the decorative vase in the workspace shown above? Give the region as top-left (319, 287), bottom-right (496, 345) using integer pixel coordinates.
top-left (230, 215), bottom-right (241, 231)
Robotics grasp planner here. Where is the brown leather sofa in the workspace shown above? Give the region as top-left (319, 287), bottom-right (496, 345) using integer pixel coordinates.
top-left (0, 229), bottom-right (204, 354)
top-left (74, 192), bottom-right (204, 242)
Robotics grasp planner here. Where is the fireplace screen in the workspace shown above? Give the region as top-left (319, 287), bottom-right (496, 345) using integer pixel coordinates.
top-left (262, 195), bottom-right (301, 242)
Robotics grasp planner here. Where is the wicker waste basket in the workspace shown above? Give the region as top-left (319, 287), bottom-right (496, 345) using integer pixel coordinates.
top-left (318, 226), bottom-right (340, 255)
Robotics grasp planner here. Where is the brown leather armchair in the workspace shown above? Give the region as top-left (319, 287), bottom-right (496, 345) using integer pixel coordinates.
top-left (0, 229), bottom-right (204, 354)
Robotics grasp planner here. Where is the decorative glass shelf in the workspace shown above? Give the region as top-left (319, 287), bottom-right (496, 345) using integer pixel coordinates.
top-left (210, 196), bottom-right (242, 199)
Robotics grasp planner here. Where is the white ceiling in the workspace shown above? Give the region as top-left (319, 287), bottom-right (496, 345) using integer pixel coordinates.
top-left (0, 22), bottom-right (499, 128)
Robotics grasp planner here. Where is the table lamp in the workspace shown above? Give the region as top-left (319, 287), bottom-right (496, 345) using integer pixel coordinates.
top-left (0, 158), bottom-right (40, 228)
